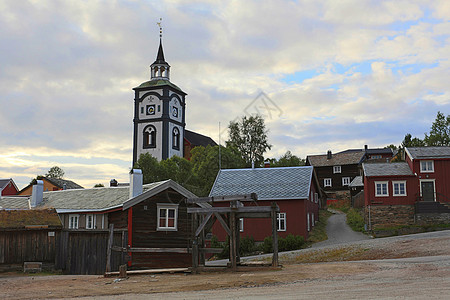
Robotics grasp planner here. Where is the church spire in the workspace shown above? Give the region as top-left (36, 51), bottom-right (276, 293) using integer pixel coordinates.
top-left (150, 18), bottom-right (170, 80)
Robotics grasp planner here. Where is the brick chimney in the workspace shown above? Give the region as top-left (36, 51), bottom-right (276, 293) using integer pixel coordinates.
top-left (31, 180), bottom-right (44, 208)
top-left (129, 169), bottom-right (143, 199)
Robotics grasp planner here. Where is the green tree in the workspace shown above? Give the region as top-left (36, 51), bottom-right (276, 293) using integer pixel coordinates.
top-left (424, 111), bottom-right (450, 146)
top-left (227, 115), bottom-right (272, 167)
top-left (191, 145), bottom-right (245, 196)
top-left (94, 183), bottom-right (104, 188)
top-left (268, 151), bottom-right (305, 167)
top-left (401, 133), bottom-right (425, 148)
top-left (134, 153), bottom-right (163, 183)
top-left (46, 166), bottom-right (65, 179)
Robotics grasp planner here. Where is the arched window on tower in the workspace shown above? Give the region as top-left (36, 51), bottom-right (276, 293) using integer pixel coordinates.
top-left (172, 127), bottom-right (180, 150)
top-left (143, 125), bottom-right (156, 148)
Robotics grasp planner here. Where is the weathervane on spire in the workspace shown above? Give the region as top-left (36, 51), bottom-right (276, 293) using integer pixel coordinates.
top-left (157, 18), bottom-right (163, 38)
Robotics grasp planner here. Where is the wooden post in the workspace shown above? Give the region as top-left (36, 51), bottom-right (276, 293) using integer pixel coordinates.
top-left (199, 214), bottom-right (206, 266)
top-left (235, 214), bottom-right (240, 264)
top-left (192, 238), bottom-right (199, 273)
top-left (106, 224), bottom-right (114, 273)
top-left (230, 210), bottom-right (237, 271)
top-left (271, 202), bottom-right (279, 267)
top-left (119, 264), bottom-right (127, 278)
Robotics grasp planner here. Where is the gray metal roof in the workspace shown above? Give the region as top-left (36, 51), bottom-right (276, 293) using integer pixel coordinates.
top-left (363, 162), bottom-right (414, 177)
top-left (349, 176), bottom-right (363, 187)
top-left (405, 147), bottom-right (450, 159)
top-left (39, 181), bottom-right (167, 211)
top-left (0, 196), bottom-right (30, 209)
top-left (209, 166), bottom-right (314, 200)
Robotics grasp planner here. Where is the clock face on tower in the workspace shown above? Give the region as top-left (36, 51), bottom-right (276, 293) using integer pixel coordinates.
top-left (146, 105), bottom-right (155, 115)
top-left (172, 106), bottom-right (178, 118)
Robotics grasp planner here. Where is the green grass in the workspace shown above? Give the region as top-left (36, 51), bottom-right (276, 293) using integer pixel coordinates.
top-left (307, 209), bottom-right (333, 244)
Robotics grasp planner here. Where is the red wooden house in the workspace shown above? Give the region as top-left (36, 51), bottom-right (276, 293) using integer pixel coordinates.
top-left (0, 178), bottom-right (19, 196)
top-left (363, 147), bottom-right (450, 229)
top-left (209, 166), bottom-right (322, 242)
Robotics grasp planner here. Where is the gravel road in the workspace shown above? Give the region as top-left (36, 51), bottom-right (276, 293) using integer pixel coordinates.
top-left (311, 209), bottom-right (370, 248)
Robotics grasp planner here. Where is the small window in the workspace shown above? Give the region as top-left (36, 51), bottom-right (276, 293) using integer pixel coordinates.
top-left (143, 125), bottom-right (156, 148)
top-left (277, 213), bottom-right (286, 231)
top-left (342, 177), bottom-right (351, 186)
top-left (86, 214), bottom-right (95, 229)
top-left (69, 214), bottom-right (79, 229)
top-left (239, 218), bottom-right (244, 232)
top-left (333, 166), bottom-right (341, 174)
top-left (324, 178), bottom-right (332, 187)
top-left (375, 181), bottom-right (388, 197)
top-left (157, 204), bottom-right (178, 231)
top-left (172, 127), bottom-right (180, 150)
top-left (315, 192), bottom-right (318, 203)
top-left (393, 181), bottom-right (407, 196)
top-left (420, 160), bottom-right (434, 173)
top-left (370, 155), bottom-right (381, 159)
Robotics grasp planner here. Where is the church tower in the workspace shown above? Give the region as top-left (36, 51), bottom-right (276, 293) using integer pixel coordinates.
top-left (132, 24), bottom-right (186, 166)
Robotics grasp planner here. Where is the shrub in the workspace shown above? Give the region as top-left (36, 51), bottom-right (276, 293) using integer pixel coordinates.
top-left (259, 234), bottom-right (306, 253)
top-left (346, 208), bottom-right (365, 232)
top-left (239, 236), bottom-right (257, 256)
top-left (285, 234), bottom-right (305, 251)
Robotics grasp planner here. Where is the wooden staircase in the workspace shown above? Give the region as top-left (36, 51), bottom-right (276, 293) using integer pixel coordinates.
top-left (415, 201), bottom-right (450, 214)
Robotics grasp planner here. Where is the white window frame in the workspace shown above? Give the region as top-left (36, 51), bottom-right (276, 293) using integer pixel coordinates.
top-left (239, 218), bottom-right (244, 232)
top-left (315, 192), bottom-right (318, 203)
top-left (157, 204), bottom-right (178, 231)
top-left (392, 181), bottom-right (407, 196)
top-left (420, 160), bottom-right (434, 173)
top-left (69, 214), bottom-right (79, 229)
top-left (333, 165), bottom-right (342, 174)
top-left (342, 177), bottom-right (351, 186)
top-left (86, 214), bottom-right (95, 229)
top-left (277, 213), bottom-right (286, 232)
top-left (324, 178), bottom-right (332, 187)
top-left (375, 181), bottom-right (389, 197)
top-left (307, 213), bottom-right (310, 232)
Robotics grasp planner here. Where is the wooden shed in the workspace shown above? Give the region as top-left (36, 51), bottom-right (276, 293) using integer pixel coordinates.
top-left (0, 209), bottom-right (62, 271)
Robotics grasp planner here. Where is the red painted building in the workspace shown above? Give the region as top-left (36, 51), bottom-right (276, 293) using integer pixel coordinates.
top-left (0, 178), bottom-right (19, 196)
top-left (363, 147), bottom-right (450, 229)
top-left (209, 166), bottom-right (322, 241)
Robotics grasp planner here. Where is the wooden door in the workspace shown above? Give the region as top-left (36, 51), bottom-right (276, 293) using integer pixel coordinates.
top-left (421, 182), bottom-right (435, 202)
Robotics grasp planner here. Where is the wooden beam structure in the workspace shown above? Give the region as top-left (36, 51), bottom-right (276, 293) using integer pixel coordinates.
top-left (187, 194), bottom-right (279, 272)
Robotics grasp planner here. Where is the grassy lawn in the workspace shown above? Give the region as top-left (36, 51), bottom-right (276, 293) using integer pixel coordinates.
top-left (306, 209), bottom-right (333, 245)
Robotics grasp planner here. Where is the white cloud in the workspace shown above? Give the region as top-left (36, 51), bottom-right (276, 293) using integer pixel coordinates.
top-left (1, 0), bottom-right (449, 189)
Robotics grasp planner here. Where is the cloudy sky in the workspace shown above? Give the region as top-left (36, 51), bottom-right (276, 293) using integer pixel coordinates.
top-left (1, 0), bottom-right (449, 190)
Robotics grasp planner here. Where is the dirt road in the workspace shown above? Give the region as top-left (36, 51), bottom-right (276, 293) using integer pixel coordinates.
top-left (1, 230), bottom-right (449, 299)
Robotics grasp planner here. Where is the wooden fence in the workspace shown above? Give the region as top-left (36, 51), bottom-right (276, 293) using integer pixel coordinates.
top-left (0, 229), bottom-right (58, 270)
top-left (0, 229), bottom-right (127, 275)
top-left (55, 229), bottom-right (128, 275)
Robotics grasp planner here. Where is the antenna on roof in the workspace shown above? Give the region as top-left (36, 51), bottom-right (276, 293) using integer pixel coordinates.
top-left (219, 122), bottom-right (222, 170)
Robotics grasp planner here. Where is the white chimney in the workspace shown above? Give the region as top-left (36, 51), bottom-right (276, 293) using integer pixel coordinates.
top-left (31, 180), bottom-right (44, 208)
top-left (129, 169), bottom-right (143, 199)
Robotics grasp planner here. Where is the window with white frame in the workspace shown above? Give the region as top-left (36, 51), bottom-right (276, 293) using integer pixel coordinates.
top-left (307, 213), bottom-right (310, 232)
top-left (86, 214), bottom-right (95, 229)
top-left (342, 177), bottom-right (351, 186)
top-left (324, 178), bottom-right (332, 187)
top-left (375, 181), bottom-right (388, 197)
top-left (315, 192), bottom-right (319, 203)
top-left (393, 181), bottom-right (407, 196)
top-left (333, 165), bottom-right (341, 173)
top-left (157, 204), bottom-right (178, 231)
top-left (69, 214), bottom-right (79, 229)
top-left (277, 213), bottom-right (286, 231)
top-left (239, 218), bottom-right (244, 232)
top-left (420, 160), bottom-right (434, 173)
